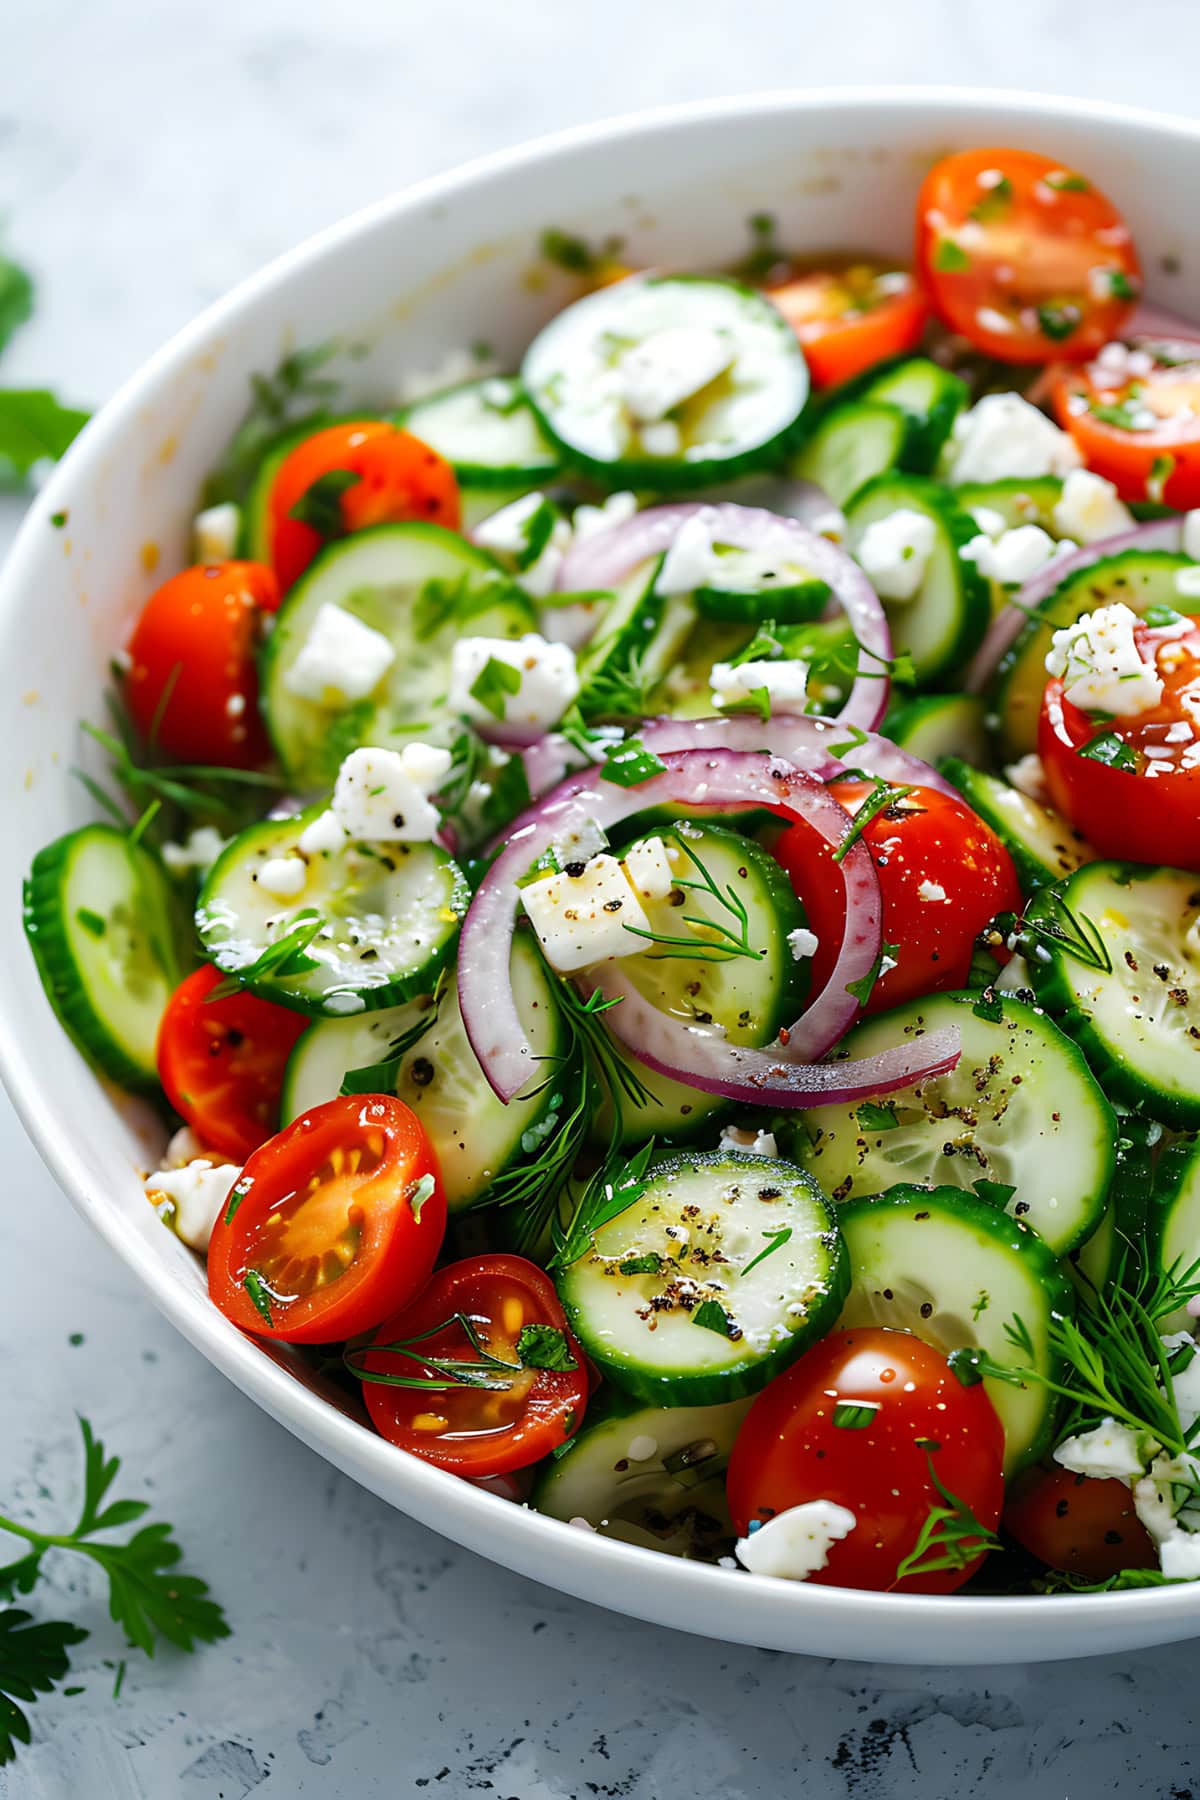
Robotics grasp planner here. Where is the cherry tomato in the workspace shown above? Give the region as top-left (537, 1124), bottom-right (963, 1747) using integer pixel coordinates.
top-left (156, 965), bottom-right (308, 1163)
top-left (1039, 613), bottom-right (1200, 868)
top-left (207, 1095), bottom-right (445, 1343)
top-left (1004, 1465), bottom-right (1156, 1580)
top-left (772, 780), bottom-right (1022, 1013)
top-left (915, 148), bottom-right (1140, 363)
top-left (124, 561), bottom-right (277, 766)
top-left (764, 263), bottom-right (929, 388)
top-left (361, 1254), bottom-right (588, 1476)
top-left (1054, 350), bottom-right (1200, 508)
top-left (727, 1328), bottom-right (1005, 1593)
top-left (268, 421), bottom-right (461, 590)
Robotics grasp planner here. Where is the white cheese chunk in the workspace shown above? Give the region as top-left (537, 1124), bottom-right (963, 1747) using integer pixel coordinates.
top-left (1053, 1418), bottom-right (1148, 1483)
top-left (1183, 511), bottom-right (1200, 562)
top-left (918, 879), bottom-right (948, 902)
top-left (570, 491), bottom-right (639, 544)
top-left (1052, 468), bottom-right (1134, 545)
top-left (1046, 601), bottom-right (1164, 717)
top-left (617, 326), bottom-right (734, 423)
top-left (472, 491), bottom-right (546, 554)
top-left (640, 420), bottom-right (682, 458)
top-left (298, 809), bottom-right (349, 856)
top-left (711, 658), bottom-right (809, 715)
top-left (449, 633), bottom-right (579, 734)
top-left (283, 603), bottom-right (396, 706)
top-left (855, 508), bottom-right (937, 602)
top-left (968, 505), bottom-right (1008, 541)
top-left (966, 524), bottom-right (1075, 588)
top-left (192, 501), bottom-right (241, 564)
top-left (257, 856), bottom-right (307, 900)
top-left (331, 745), bottom-right (444, 843)
top-left (520, 853), bottom-right (651, 973)
top-left (161, 825), bottom-right (228, 878)
top-left (945, 392), bottom-right (1082, 484)
top-left (658, 512), bottom-right (719, 596)
top-left (1158, 1530), bottom-right (1200, 1580)
top-left (735, 1500), bottom-right (857, 1580)
top-left (719, 1126), bottom-right (780, 1159)
top-left (1004, 753), bottom-right (1048, 804)
top-left (146, 1161), bottom-right (241, 1251)
top-left (622, 836), bottom-right (676, 901)
top-left (787, 926), bottom-right (819, 961)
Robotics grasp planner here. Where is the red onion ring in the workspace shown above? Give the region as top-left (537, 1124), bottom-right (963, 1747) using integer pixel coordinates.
top-left (964, 517), bottom-right (1188, 695)
top-left (458, 748), bottom-right (959, 1109)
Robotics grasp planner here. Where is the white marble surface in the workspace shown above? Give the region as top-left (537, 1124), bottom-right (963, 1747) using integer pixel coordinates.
top-left (3, 4), bottom-right (1200, 1794)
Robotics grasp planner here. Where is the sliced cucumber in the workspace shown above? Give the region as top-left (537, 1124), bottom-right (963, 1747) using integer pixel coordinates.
top-left (1150, 1135), bottom-right (1200, 1329)
top-left (838, 1184), bottom-right (1070, 1470)
top-left (522, 274), bottom-right (809, 488)
top-left (1021, 862), bottom-right (1200, 1129)
top-left (1069, 1114), bottom-right (1158, 1299)
top-left (396, 376), bottom-right (561, 486)
top-left (860, 359), bottom-right (969, 472)
top-left (790, 400), bottom-right (908, 507)
top-left (557, 1149), bottom-right (847, 1405)
top-left (459, 483), bottom-right (536, 533)
top-left (282, 933), bottom-right (563, 1210)
top-left (994, 550), bottom-right (1194, 757)
top-left (530, 1389), bottom-right (751, 1556)
top-left (575, 556), bottom-right (663, 717)
top-left (798, 990), bottom-right (1116, 1256)
top-left (694, 538), bottom-right (829, 626)
top-left (262, 523), bottom-right (537, 788)
top-left (197, 806), bottom-right (468, 1017)
top-left (942, 760), bottom-right (1095, 892)
top-left (845, 474), bottom-right (990, 685)
top-left (23, 825), bottom-right (182, 1091)
top-left (884, 693), bottom-right (990, 770)
top-left (954, 476), bottom-right (1064, 535)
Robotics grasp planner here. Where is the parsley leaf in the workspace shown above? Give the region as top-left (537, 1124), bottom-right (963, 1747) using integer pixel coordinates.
top-left (932, 239), bottom-right (970, 273)
top-left (857, 1100), bottom-right (900, 1132)
top-left (515, 1324), bottom-right (578, 1371)
top-left (0, 390), bottom-right (90, 485)
top-left (201, 343), bottom-right (338, 508)
top-left (599, 736), bottom-right (667, 788)
top-left (287, 467), bottom-right (360, 540)
top-left (0, 255), bottom-right (34, 358)
top-left (1078, 730), bottom-right (1138, 773)
top-left (894, 1453), bottom-right (1003, 1582)
top-left (691, 1299), bottom-right (735, 1338)
top-left (0, 1612), bottom-right (87, 1767)
top-left (469, 656), bottom-right (521, 722)
top-left (846, 940), bottom-right (899, 1008)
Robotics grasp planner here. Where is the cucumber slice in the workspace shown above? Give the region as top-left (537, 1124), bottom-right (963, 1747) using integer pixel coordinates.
top-left (1069, 1114), bottom-right (1157, 1299)
top-left (530, 1389), bottom-right (751, 1555)
top-left (954, 476), bottom-right (1064, 535)
top-left (789, 400), bottom-right (908, 507)
top-left (575, 557), bottom-right (663, 717)
top-left (884, 693), bottom-right (990, 770)
top-left (860, 359), bottom-right (969, 472)
top-left (798, 990), bottom-right (1116, 1256)
top-left (396, 377), bottom-right (561, 486)
top-left (23, 825), bottom-right (182, 1091)
top-left (197, 806), bottom-right (468, 1017)
top-left (994, 550), bottom-right (1194, 757)
top-left (558, 1149), bottom-right (847, 1405)
top-left (837, 1184), bottom-right (1070, 1470)
top-left (261, 523), bottom-right (537, 788)
top-left (845, 474), bottom-right (990, 686)
top-left (942, 760), bottom-right (1095, 892)
top-left (694, 538), bottom-right (830, 625)
top-left (522, 274), bottom-right (809, 488)
top-left (459, 483), bottom-right (536, 533)
top-left (282, 933), bottom-right (564, 1210)
top-left (1150, 1135), bottom-right (1200, 1329)
top-left (1021, 862), bottom-right (1200, 1129)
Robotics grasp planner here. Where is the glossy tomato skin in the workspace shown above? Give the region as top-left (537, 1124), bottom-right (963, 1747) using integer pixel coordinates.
top-left (124, 562), bottom-right (277, 765)
top-left (207, 1095), bottom-right (445, 1344)
top-left (1039, 616), bottom-right (1200, 869)
top-left (772, 780), bottom-right (1022, 1014)
top-left (915, 148), bottom-right (1140, 363)
top-left (156, 965), bottom-right (308, 1162)
top-left (268, 421), bottom-right (461, 590)
top-left (727, 1328), bottom-right (1005, 1593)
top-left (1054, 357), bottom-right (1200, 508)
top-left (765, 266), bottom-right (928, 388)
top-left (1004, 1465), bottom-right (1156, 1580)
top-left (362, 1255), bottom-right (588, 1476)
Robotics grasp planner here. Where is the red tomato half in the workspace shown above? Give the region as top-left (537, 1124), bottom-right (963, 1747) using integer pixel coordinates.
top-left (1039, 613), bottom-right (1200, 868)
top-left (268, 421), bottom-right (461, 590)
top-left (207, 1095), bottom-right (445, 1343)
top-left (1004, 1466), bottom-right (1156, 1580)
top-left (765, 264), bottom-right (929, 388)
top-left (1054, 352), bottom-right (1200, 509)
top-left (915, 148), bottom-right (1140, 363)
top-left (156, 965), bottom-right (308, 1162)
top-left (124, 562), bottom-right (277, 766)
top-left (727, 1328), bottom-right (1005, 1593)
top-left (772, 780), bottom-right (1022, 1014)
top-left (361, 1255), bottom-right (588, 1476)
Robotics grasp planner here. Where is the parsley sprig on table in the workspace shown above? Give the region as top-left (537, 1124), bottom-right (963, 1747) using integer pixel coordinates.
top-left (0, 1418), bottom-right (228, 1765)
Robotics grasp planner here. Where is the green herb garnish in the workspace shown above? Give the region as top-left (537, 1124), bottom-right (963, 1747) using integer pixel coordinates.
top-left (691, 1299), bottom-right (735, 1339)
top-left (469, 656), bottom-right (522, 722)
top-left (894, 1453), bottom-right (1002, 1582)
top-left (0, 390), bottom-right (90, 485)
top-left (1078, 730), bottom-right (1138, 773)
top-left (832, 1401), bottom-right (880, 1431)
top-left (287, 467), bottom-right (360, 540)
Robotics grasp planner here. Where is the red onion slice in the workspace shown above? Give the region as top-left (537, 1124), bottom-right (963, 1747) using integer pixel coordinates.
top-left (458, 747), bottom-right (960, 1109)
top-left (964, 517), bottom-right (1188, 695)
top-left (637, 713), bottom-right (960, 800)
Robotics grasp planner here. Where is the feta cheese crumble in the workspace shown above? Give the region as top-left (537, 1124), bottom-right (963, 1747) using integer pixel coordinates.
top-left (787, 926), bottom-right (819, 961)
top-left (918, 880), bottom-right (948, 903)
top-left (616, 326), bottom-right (734, 423)
top-left (161, 825), bottom-right (228, 878)
top-left (658, 513), bottom-right (720, 596)
top-left (331, 742), bottom-right (452, 843)
top-left (1053, 1418), bottom-right (1148, 1483)
top-left (855, 508), bottom-right (937, 602)
top-left (192, 501), bottom-right (241, 564)
top-left (734, 1500), bottom-right (857, 1580)
top-left (1052, 468), bottom-right (1134, 545)
top-left (1183, 511), bottom-right (1200, 562)
top-left (711, 658), bottom-right (809, 715)
top-left (472, 491), bottom-right (546, 555)
top-left (719, 1126), bottom-right (780, 1159)
top-left (945, 393), bottom-right (1082, 485)
top-left (298, 809), bottom-right (349, 856)
top-left (284, 603), bottom-right (396, 706)
top-left (1005, 753), bottom-right (1048, 804)
top-left (963, 524), bottom-right (1076, 587)
top-left (257, 856), bottom-right (307, 900)
top-left (146, 1160), bottom-right (241, 1251)
top-left (449, 633), bottom-right (579, 734)
top-left (1045, 601), bottom-right (1163, 717)
top-left (520, 852), bottom-right (652, 974)
top-left (622, 836), bottom-right (676, 901)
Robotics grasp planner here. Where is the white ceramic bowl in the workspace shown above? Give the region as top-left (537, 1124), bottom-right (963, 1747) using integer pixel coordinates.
top-left (3, 87), bottom-right (1199, 1665)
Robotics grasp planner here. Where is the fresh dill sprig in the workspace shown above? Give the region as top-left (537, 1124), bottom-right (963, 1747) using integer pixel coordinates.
top-left (201, 342), bottom-right (340, 509)
top-left (338, 974), bottom-right (446, 1097)
top-left (78, 701), bottom-right (283, 841)
top-left (579, 644), bottom-right (660, 719)
top-left (831, 779), bottom-right (916, 866)
top-left (620, 826), bottom-right (763, 964)
top-left (205, 913), bottom-right (326, 1002)
top-left (1018, 887), bottom-right (1112, 975)
top-left (894, 1450), bottom-right (1003, 1584)
top-left (345, 1314), bottom-right (577, 1392)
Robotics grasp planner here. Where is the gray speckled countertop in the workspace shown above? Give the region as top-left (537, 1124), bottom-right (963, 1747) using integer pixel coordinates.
top-left (3, 5), bottom-right (1200, 1794)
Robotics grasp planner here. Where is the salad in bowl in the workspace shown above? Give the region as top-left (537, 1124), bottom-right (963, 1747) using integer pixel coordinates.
top-left (22, 139), bottom-right (1200, 1604)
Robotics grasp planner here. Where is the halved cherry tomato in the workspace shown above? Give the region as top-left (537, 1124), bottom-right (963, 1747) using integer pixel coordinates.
top-left (268, 421), bottom-right (461, 590)
top-left (1004, 1465), bottom-right (1156, 1580)
top-left (207, 1095), bottom-right (445, 1343)
top-left (915, 148), bottom-right (1141, 363)
top-left (1054, 351), bottom-right (1200, 508)
top-left (1039, 613), bottom-right (1200, 868)
top-left (361, 1254), bottom-right (588, 1476)
top-left (124, 561), bottom-right (277, 766)
top-left (727, 1327), bottom-right (1005, 1593)
top-left (764, 263), bottom-right (929, 388)
top-left (156, 965), bottom-right (308, 1162)
top-left (772, 780), bottom-right (1022, 1013)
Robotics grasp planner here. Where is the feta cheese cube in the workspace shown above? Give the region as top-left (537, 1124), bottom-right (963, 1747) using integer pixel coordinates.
top-left (969, 524), bottom-right (1073, 587)
top-left (639, 420), bottom-right (682, 458)
top-left (283, 603), bottom-right (396, 706)
top-left (945, 392), bottom-right (1082, 484)
top-left (1158, 1530), bottom-right (1200, 1580)
top-left (1183, 511), bottom-right (1200, 562)
top-left (855, 507), bottom-right (937, 602)
top-left (332, 746), bottom-right (442, 843)
top-left (1046, 601), bottom-right (1164, 717)
top-left (617, 326), bottom-right (734, 423)
top-left (1052, 468), bottom-right (1134, 545)
top-left (968, 505), bottom-right (1008, 541)
top-left (520, 853), bottom-right (651, 973)
top-left (146, 1160), bottom-right (242, 1251)
top-left (735, 1499), bottom-right (857, 1580)
top-left (787, 926), bottom-right (819, 960)
top-left (551, 816), bottom-right (608, 870)
top-left (192, 501), bottom-right (241, 564)
top-left (257, 856), bottom-right (307, 900)
top-left (570, 492), bottom-right (639, 543)
top-left (1053, 1418), bottom-right (1147, 1483)
top-left (918, 879), bottom-right (948, 902)
top-left (472, 491), bottom-right (546, 555)
top-left (622, 836), bottom-right (676, 900)
top-left (398, 740), bottom-right (454, 792)
top-left (448, 633), bottom-right (579, 733)
top-left (658, 512), bottom-right (719, 596)
top-left (298, 809), bottom-right (348, 856)
top-left (711, 658), bottom-right (809, 715)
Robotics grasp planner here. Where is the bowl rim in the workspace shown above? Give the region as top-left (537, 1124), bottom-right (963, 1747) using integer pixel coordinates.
top-left (5, 83), bottom-right (1200, 1653)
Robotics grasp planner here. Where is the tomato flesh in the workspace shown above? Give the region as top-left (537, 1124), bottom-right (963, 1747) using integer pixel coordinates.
top-left (727, 1328), bottom-right (1005, 1593)
top-left (207, 1095), bottom-right (445, 1343)
top-left (1004, 1465), bottom-right (1156, 1580)
top-left (361, 1255), bottom-right (588, 1475)
top-left (765, 263), bottom-right (928, 388)
top-left (1054, 354), bottom-right (1200, 508)
top-left (915, 148), bottom-right (1140, 363)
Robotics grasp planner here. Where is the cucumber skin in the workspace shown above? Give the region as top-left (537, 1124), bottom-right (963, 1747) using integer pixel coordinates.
top-left (861, 359), bottom-right (969, 473)
top-left (23, 826), bottom-right (181, 1091)
top-left (885, 695), bottom-right (990, 771)
top-left (394, 380), bottom-right (561, 487)
top-left (941, 758), bottom-right (1086, 893)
